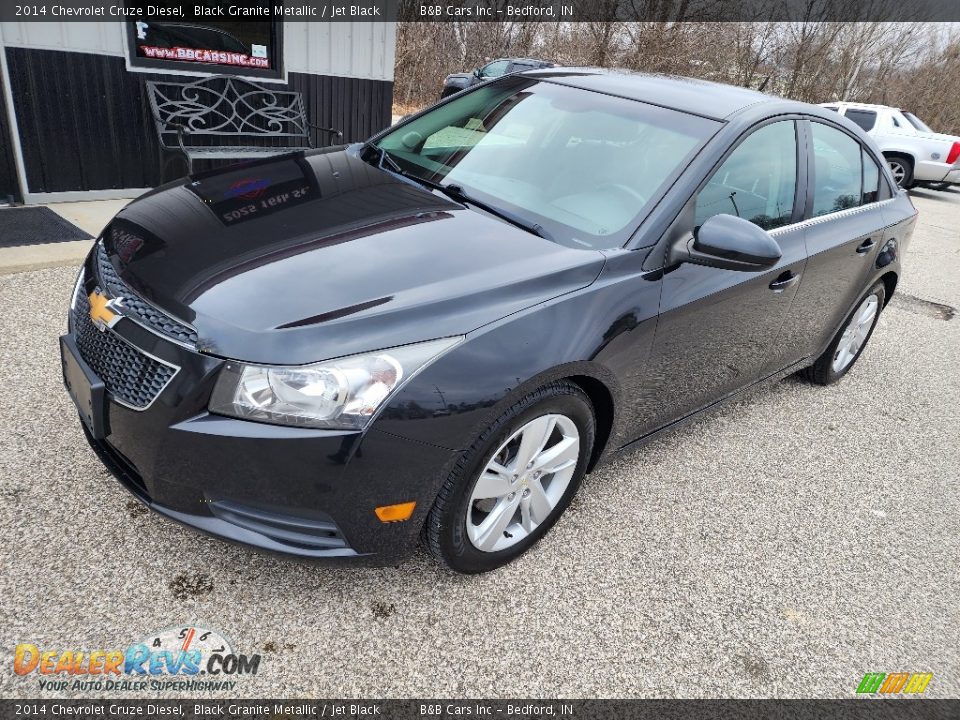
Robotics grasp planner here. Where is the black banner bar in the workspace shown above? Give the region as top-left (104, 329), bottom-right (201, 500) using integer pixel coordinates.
top-left (5, 0), bottom-right (960, 23)
top-left (1, 700), bottom-right (958, 720)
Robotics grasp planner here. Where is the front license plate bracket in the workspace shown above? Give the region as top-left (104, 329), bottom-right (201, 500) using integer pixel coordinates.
top-left (60, 334), bottom-right (109, 440)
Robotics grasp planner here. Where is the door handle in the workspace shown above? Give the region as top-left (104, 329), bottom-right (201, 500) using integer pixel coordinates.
top-left (769, 271), bottom-right (801, 293)
top-left (856, 238), bottom-right (877, 254)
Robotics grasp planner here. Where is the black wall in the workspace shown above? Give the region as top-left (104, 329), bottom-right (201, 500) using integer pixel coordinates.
top-left (0, 63), bottom-right (21, 203)
top-left (4, 47), bottom-right (393, 194)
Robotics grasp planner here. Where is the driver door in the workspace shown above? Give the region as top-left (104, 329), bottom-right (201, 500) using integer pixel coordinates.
top-left (637, 120), bottom-right (809, 434)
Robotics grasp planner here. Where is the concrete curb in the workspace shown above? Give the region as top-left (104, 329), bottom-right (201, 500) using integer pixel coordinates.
top-left (0, 198), bottom-right (129, 275)
top-left (0, 239), bottom-right (93, 276)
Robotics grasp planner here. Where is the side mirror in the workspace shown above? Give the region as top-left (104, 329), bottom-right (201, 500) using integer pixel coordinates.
top-left (473, 69), bottom-right (482, 78)
top-left (670, 214), bottom-right (782, 271)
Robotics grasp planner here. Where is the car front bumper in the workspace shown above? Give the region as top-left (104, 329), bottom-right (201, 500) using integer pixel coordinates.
top-left (63, 262), bottom-right (458, 565)
top-left (78, 410), bottom-right (457, 564)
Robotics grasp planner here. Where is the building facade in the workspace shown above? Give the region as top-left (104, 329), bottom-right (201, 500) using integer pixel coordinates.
top-left (0, 20), bottom-right (396, 204)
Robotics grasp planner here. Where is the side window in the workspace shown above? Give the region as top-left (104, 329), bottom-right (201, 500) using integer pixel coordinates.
top-left (479, 60), bottom-right (510, 78)
top-left (862, 149), bottom-right (881, 204)
top-left (811, 123), bottom-right (863, 217)
top-left (694, 121), bottom-right (797, 231)
top-left (845, 109), bottom-right (877, 132)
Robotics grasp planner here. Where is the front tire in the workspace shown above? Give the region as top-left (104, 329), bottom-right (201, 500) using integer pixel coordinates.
top-left (424, 381), bottom-right (595, 573)
top-left (802, 281), bottom-right (886, 385)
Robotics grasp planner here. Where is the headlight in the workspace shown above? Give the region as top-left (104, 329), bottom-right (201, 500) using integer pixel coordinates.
top-left (209, 337), bottom-right (462, 430)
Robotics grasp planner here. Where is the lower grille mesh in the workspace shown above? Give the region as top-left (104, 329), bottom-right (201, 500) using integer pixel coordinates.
top-left (73, 291), bottom-right (177, 409)
top-left (208, 500), bottom-right (348, 550)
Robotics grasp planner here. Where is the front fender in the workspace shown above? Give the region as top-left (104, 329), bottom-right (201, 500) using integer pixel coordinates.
top-left (373, 323), bottom-right (626, 456)
top-left (371, 255), bottom-right (662, 462)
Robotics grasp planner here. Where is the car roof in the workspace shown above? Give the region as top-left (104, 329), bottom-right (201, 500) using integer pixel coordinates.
top-left (493, 57), bottom-right (551, 64)
top-left (821, 101), bottom-right (901, 111)
top-left (520, 68), bottom-right (786, 120)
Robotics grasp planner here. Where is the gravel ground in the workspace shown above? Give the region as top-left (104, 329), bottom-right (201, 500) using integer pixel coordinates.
top-left (0, 191), bottom-right (957, 700)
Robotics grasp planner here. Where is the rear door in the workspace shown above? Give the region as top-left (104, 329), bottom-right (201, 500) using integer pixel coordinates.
top-left (773, 119), bottom-right (892, 362)
top-left (638, 119), bottom-right (808, 433)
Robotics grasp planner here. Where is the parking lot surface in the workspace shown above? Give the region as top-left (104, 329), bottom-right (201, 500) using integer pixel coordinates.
top-left (0, 191), bottom-right (957, 699)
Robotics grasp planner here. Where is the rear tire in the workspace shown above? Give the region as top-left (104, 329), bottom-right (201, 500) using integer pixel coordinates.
top-left (423, 381), bottom-right (595, 574)
top-left (885, 154), bottom-right (914, 189)
top-left (802, 281), bottom-right (886, 385)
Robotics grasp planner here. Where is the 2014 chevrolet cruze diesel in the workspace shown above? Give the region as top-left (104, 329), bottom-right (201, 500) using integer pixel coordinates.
top-left (60, 70), bottom-right (916, 573)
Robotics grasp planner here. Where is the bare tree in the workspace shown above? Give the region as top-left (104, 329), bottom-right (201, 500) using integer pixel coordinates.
top-left (393, 14), bottom-right (960, 133)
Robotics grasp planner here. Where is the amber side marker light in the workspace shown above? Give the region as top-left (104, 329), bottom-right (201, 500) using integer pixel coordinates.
top-left (375, 501), bottom-right (417, 522)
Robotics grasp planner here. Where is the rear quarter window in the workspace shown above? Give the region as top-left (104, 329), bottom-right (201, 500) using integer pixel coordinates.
top-left (862, 149), bottom-right (881, 204)
top-left (844, 110), bottom-right (877, 132)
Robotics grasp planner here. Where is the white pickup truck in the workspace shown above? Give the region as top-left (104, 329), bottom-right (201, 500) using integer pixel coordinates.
top-left (820, 101), bottom-right (960, 189)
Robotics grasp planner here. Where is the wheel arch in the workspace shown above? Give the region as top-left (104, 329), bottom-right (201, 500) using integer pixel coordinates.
top-left (882, 149), bottom-right (915, 166)
top-left (878, 270), bottom-right (899, 308)
top-left (456, 361), bottom-right (621, 474)
top-left (566, 374), bottom-right (615, 472)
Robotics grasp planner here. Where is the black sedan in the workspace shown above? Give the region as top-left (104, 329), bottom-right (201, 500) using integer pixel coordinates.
top-left (60, 70), bottom-right (916, 573)
top-left (441, 57), bottom-right (555, 98)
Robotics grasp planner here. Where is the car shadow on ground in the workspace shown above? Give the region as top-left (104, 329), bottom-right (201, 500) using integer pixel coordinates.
top-left (910, 187), bottom-right (959, 201)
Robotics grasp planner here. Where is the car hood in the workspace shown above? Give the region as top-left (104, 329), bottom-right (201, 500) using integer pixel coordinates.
top-left (445, 73), bottom-right (472, 83)
top-left (102, 147), bottom-right (605, 365)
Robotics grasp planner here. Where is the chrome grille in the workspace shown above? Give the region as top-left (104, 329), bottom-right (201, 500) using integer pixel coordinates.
top-left (95, 243), bottom-right (198, 346)
top-left (73, 291), bottom-right (177, 410)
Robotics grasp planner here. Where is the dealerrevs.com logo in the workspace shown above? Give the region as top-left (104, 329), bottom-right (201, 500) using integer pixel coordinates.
top-left (14, 626), bottom-right (261, 692)
top-left (856, 672), bottom-right (933, 695)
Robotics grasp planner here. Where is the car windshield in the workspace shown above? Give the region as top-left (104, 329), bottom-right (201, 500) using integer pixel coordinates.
top-left (903, 112), bottom-right (932, 133)
top-left (374, 77), bottom-right (719, 249)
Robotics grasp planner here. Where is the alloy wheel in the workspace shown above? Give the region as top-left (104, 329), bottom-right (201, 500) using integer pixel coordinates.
top-left (465, 414), bottom-right (580, 553)
top-left (888, 160), bottom-right (907, 187)
top-left (832, 293), bottom-right (880, 373)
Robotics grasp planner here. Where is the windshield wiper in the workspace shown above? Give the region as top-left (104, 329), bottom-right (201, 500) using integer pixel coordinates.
top-left (433, 182), bottom-right (553, 240)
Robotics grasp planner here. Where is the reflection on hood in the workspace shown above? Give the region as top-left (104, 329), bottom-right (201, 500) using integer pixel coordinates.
top-left (187, 155), bottom-right (321, 226)
top-left (105, 148), bottom-right (459, 308)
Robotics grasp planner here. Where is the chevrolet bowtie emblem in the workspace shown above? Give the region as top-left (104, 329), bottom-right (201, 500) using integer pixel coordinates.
top-left (88, 290), bottom-right (122, 331)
